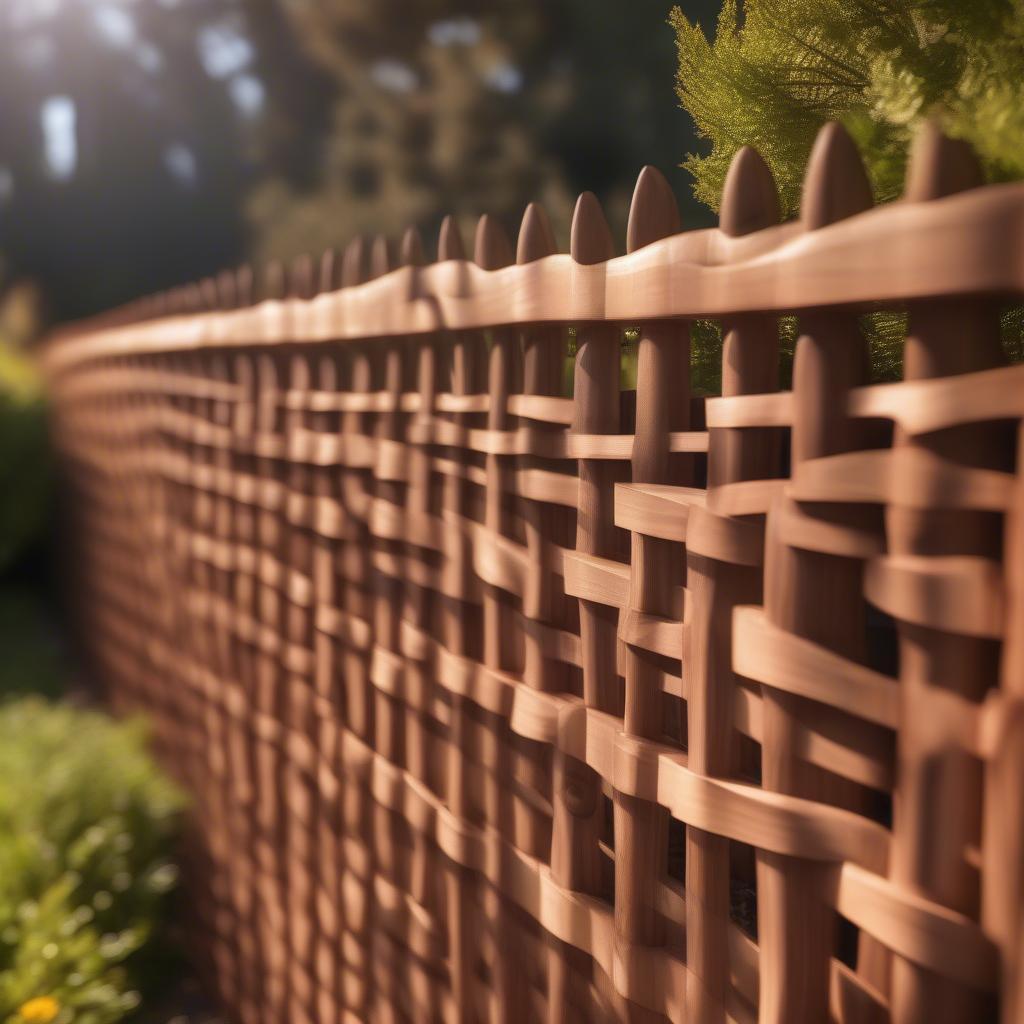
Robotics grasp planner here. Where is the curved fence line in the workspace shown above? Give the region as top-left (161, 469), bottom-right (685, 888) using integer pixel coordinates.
top-left (46, 123), bottom-right (1024, 1024)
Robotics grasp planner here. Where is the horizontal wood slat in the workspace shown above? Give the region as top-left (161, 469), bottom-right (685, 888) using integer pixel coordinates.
top-left (45, 127), bottom-right (1024, 1024)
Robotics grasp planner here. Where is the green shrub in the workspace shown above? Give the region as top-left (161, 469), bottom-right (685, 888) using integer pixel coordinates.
top-left (0, 699), bottom-right (185, 1024)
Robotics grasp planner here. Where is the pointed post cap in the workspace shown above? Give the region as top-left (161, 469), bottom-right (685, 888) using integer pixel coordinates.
top-left (318, 249), bottom-right (339, 294)
top-left (801, 121), bottom-right (873, 230)
top-left (290, 253), bottom-right (315, 299)
top-left (474, 214), bottom-right (513, 269)
top-left (184, 282), bottom-right (203, 312)
top-left (235, 265), bottom-right (254, 306)
top-left (720, 147), bottom-right (781, 237)
top-left (905, 119), bottom-right (983, 202)
top-left (370, 236), bottom-right (395, 279)
top-left (199, 277), bottom-right (219, 310)
top-left (400, 226), bottom-right (426, 267)
top-left (516, 202), bottom-right (557, 264)
top-left (263, 260), bottom-right (286, 301)
top-left (437, 215), bottom-right (466, 261)
top-left (341, 236), bottom-right (368, 288)
top-left (571, 191), bottom-right (614, 264)
top-left (627, 166), bottom-right (680, 252)
top-left (216, 270), bottom-right (237, 309)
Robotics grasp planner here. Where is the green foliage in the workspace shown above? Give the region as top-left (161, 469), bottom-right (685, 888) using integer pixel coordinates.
top-left (670, 0), bottom-right (1024, 217)
top-left (670, 1), bottom-right (1024, 392)
top-left (0, 700), bottom-right (185, 1023)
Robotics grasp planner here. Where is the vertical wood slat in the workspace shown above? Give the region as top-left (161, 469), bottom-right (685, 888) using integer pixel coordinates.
top-left (337, 236), bottom-right (380, 1021)
top-left (617, 167), bottom-right (687, 1024)
top-left (562, 191), bottom-right (618, 943)
top-left (758, 122), bottom-right (875, 1024)
top-left (230, 348), bottom-right (267, 1024)
top-left (474, 213), bottom-right (529, 1024)
top-left (253, 337), bottom-right (290, 1021)
top-left (687, 146), bottom-right (781, 1024)
top-left (435, 215), bottom-right (481, 1020)
top-left (366, 240), bottom-right (407, 1019)
top-left (888, 123), bottom-right (1007, 1024)
top-left (984, 419), bottom-right (1024, 1024)
top-left (396, 227), bottom-right (439, 978)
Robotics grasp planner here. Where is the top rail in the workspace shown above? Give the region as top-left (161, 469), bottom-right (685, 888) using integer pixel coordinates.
top-left (44, 179), bottom-right (1024, 372)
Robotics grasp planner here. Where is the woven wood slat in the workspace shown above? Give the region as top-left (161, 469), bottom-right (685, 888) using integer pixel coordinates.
top-left (45, 123), bottom-right (1024, 1024)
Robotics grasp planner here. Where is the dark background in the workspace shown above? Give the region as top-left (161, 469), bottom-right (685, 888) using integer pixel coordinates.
top-left (0, 0), bottom-right (722, 326)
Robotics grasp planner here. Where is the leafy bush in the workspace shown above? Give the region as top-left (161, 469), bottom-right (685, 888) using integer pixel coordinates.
top-left (0, 700), bottom-right (185, 1024)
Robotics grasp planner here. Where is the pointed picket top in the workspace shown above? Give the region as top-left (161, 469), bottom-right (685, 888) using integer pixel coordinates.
top-left (571, 191), bottom-right (614, 265)
top-left (474, 214), bottom-right (514, 270)
top-left (438, 215), bottom-right (466, 262)
top-left (235, 265), bottom-right (254, 306)
top-left (263, 260), bottom-right (286, 301)
top-left (199, 277), bottom-right (219, 311)
top-left (801, 121), bottom-right (873, 231)
top-left (720, 146), bottom-right (781, 237)
top-left (318, 249), bottom-right (339, 295)
top-left (370, 235), bottom-right (395, 279)
top-left (627, 166), bottom-right (680, 253)
top-left (216, 270), bottom-right (237, 309)
top-left (905, 119), bottom-right (983, 203)
top-left (400, 226), bottom-right (426, 267)
top-left (516, 202), bottom-right (557, 264)
top-left (183, 282), bottom-right (203, 313)
top-left (290, 253), bottom-right (315, 299)
top-left (341, 236), bottom-right (369, 288)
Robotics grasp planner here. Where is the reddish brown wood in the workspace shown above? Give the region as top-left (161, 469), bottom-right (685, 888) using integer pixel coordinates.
top-left (45, 125), bottom-right (1023, 1024)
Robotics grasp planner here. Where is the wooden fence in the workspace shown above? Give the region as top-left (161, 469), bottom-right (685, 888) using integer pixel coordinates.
top-left (44, 122), bottom-right (1024, 1024)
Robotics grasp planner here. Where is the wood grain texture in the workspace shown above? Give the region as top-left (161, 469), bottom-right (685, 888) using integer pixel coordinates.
top-left (45, 123), bottom-right (1022, 1024)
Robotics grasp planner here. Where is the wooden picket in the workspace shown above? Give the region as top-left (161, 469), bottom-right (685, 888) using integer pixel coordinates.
top-left (45, 122), bottom-right (1024, 1023)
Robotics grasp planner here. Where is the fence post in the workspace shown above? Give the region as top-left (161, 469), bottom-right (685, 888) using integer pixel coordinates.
top-left (887, 122), bottom-right (1008, 1024)
top-left (985, 418), bottom-right (1024, 1024)
top-left (687, 146), bottom-right (781, 1024)
top-left (757, 122), bottom-right (874, 1024)
top-left (435, 214), bottom-right (482, 1020)
top-left (615, 165), bottom-right (687, 1023)
top-left (567, 190), bottom-right (633, 1012)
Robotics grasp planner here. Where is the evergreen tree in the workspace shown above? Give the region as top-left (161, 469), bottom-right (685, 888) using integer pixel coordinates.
top-left (670, 0), bottom-right (1024, 217)
top-left (670, 0), bottom-right (1024, 387)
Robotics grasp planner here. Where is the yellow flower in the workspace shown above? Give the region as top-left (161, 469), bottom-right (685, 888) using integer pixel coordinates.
top-left (18, 996), bottom-right (60, 1023)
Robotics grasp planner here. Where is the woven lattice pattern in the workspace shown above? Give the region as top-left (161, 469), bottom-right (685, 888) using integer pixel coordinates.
top-left (45, 124), bottom-right (1024, 1024)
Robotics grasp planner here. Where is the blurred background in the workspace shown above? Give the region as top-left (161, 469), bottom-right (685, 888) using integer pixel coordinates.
top-left (0, 0), bottom-right (720, 328)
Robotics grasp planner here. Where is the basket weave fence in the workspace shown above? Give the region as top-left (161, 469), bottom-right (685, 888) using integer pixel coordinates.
top-left (44, 123), bottom-right (1024, 1023)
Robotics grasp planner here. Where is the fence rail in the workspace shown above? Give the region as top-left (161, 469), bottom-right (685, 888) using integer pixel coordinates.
top-left (45, 122), bottom-right (1024, 1024)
